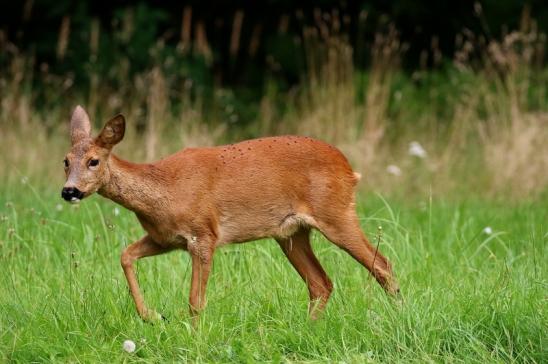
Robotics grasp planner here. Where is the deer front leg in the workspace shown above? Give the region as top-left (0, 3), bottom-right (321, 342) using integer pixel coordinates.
top-left (187, 234), bottom-right (215, 324)
top-left (120, 235), bottom-right (173, 322)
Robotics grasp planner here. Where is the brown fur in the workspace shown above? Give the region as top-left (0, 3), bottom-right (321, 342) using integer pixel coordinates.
top-left (63, 106), bottom-right (399, 322)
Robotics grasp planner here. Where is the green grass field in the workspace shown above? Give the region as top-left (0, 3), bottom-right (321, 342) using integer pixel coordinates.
top-left (0, 184), bottom-right (545, 363)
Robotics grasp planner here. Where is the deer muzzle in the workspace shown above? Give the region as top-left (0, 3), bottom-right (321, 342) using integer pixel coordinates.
top-left (61, 187), bottom-right (84, 203)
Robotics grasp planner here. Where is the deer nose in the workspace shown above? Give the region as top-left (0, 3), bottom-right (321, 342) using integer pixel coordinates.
top-left (61, 187), bottom-right (84, 201)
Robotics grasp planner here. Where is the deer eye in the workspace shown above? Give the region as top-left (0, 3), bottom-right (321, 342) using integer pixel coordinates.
top-left (63, 159), bottom-right (69, 168)
top-left (89, 159), bottom-right (99, 167)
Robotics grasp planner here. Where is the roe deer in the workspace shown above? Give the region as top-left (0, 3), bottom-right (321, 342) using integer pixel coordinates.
top-left (62, 106), bottom-right (400, 322)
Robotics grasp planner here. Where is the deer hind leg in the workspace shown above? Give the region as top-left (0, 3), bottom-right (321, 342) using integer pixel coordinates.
top-left (120, 235), bottom-right (174, 322)
top-left (316, 211), bottom-right (400, 296)
top-left (276, 228), bottom-right (333, 319)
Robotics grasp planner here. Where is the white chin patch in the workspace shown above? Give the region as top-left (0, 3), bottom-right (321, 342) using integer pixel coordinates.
top-left (70, 197), bottom-right (81, 204)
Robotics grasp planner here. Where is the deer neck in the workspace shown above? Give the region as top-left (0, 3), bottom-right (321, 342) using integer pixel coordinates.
top-left (98, 154), bottom-right (165, 216)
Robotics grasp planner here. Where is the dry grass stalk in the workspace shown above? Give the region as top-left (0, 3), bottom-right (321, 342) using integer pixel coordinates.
top-left (297, 12), bottom-right (356, 144)
top-left (87, 18), bottom-right (101, 122)
top-left (480, 14), bottom-right (546, 196)
top-left (56, 16), bottom-right (70, 60)
top-left (359, 28), bottom-right (401, 171)
top-left (195, 21), bottom-right (212, 63)
top-left (146, 67), bottom-right (168, 161)
top-left (180, 6), bottom-right (192, 52)
top-left (230, 10), bottom-right (244, 58)
top-left (89, 18), bottom-right (100, 58)
top-left (248, 24), bottom-right (262, 57)
top-left (22, 0), bottom-right (34, 22)
top-left (278, 14), bottom-right (289, 34)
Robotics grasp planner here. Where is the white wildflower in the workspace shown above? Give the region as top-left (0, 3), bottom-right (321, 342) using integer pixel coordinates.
top-left (408, 141), bottom-right (427, 158)
top-left (483, 226), bottom-right (493, 235)
top-left (113, 207), bottom-right (120, 216)
top-left (386, 164), bottom-right (402, 176)
top-left (123, 340), bottom-right (136, 353)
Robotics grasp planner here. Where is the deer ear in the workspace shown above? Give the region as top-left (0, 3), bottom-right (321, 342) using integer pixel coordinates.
top-left (70, 105), bottom-right (91, 144)
top-left (95, 114), bottom-right (125, 149)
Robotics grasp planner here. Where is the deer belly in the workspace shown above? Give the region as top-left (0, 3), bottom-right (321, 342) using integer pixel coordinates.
top-left (216, 211), bottom-right (317, 245)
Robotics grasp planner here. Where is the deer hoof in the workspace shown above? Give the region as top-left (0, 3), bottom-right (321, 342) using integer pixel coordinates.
top-left (142, 309), bottom-right (164, 323)
top-left (389, 287), bottom-right (404, 307)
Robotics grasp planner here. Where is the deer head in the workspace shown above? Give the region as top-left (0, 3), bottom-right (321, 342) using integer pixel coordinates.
top-left (61, 106), bottom-right (125, 203)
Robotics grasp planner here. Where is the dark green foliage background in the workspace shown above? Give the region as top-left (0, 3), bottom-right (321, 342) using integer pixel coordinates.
top-left (1, 1), bottom-right (547, 94)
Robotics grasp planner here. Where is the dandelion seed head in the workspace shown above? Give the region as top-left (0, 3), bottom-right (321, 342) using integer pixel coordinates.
top-left (408, 141), bottom-right (427, 158)
top-left (123, 339), bottom-right (136, 353)
top-left (386, 164), bottom-right (402, 176)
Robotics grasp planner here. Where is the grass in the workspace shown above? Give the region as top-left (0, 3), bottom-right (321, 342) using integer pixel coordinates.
top-left (0, 183), bottom-right (545, 362)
